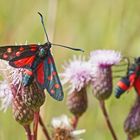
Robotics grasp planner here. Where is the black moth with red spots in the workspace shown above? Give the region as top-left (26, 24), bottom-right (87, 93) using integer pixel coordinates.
top-left (0, 13), bottom-right (83, 101)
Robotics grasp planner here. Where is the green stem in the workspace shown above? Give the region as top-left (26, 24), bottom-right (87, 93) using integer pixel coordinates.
top-left (72, 115), bottom-right (79, 129)
top-left (33, 111), bottom-right (40, 140)
top-left (99, 100), bottom-right (118, 140)
top-left (24, 125), bottom-right (32, 140)
top-left (39, 115), bottom-right (51, 140)
top-left (127, 136), bottom-right (132, 140)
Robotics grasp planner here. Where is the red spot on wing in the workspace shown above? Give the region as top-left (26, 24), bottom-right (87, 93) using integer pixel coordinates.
top-left (50, 89), bottom-right (55, 94)
top-left (16, 51), bottom-right (21, 57)
top-left (31, 48), bottom-right (37, 51)
top-left (30, 44), bottom-right (38, 51)
top-left (47, 71), bottom-right (57, 80)
top-left (25, 69), bottom-right (33, 76)
top-left (54, 84), bottom-right (60, 89)
top-left (129, 73), bottom-right (136, 87)
top-left (31, 44), bottom-right (37, 47)
top-left (7, 48), bottom-right (12, 53)
top-left (117, 81), bottom-right (129, 91)
top-left (36, 62), bottom-right (44, 84)
top-left (48, 56), bottom-right (54, 64)
top-left (52, 71), bottom-right (57, 76)
top-left (13, 55), bottom-right (35, 67)
top-left (48, 75), bottom-right (53, 80)
top-left (19, 47), bottom-right (24, 51)
top-left (134, 77), bottom-right (140, 96)
top-left (3, 53), bottom-right (8, 59)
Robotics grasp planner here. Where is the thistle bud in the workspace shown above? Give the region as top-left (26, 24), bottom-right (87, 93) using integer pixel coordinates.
top-left (22, 81), bottom-right (45, 111)
top-left (61, 56), bottom-right (92, 117)
top-left (12, 85), bottom-right (34, 126)
top-left (89, 50), bottom-right (122, 100)
top-left (124, 96), bottom-right (140, 139)
top-left (91, 67), bottom-right (112, 100)
top-left (0, 61), bottom-right (34, 125)
top-left (67, 88), bottom-right (87, 117)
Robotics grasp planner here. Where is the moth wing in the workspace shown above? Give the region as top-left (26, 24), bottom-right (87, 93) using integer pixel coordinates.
top-left (0, 44), bottom-right (38, 61)
top-left (134, 76), bottom-right (140, 95)
top-left (8, 44), bottom-right (39, 68)
top-left (34, 51), bottom-right (64, 101)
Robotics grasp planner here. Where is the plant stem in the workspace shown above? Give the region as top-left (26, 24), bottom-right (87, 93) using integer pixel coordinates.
top-left (24, 125), bottom-right (32, 140)
top-left (99, 100), bottom-right (118, 140)
top-left (33, 111), bottom-right (40, 140)
top-left (127, 136), bottom-right (132, 140)
top-left (71, 115), bottom-right (79, 129)
top-left (39, 115), bottom-right (51, 140)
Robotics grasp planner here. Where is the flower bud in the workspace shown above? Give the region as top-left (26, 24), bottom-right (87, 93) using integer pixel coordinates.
top-left (89, 50), bottom-right (122, 100)
top-left (92, 67), bottom-right (112, 100)
top-left (124, 96), bottom-right (140, 138)
top-left (67, 88), bottom-right (87, 117)
top-left (22, 81), bottom-right (45, 111)
top-left (12, 91), bottom-right (34, 125)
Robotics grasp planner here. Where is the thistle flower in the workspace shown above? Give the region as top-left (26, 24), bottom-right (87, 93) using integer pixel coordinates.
top-left (0, 60), bottom-right (15, 111)
top-left (89, 50), bottom-right (122, 67)
top-left (51, 115), bottom-right (85, 140)
top-left (61, 56), bottom-right (90, 118)
top-left (67, 88), bottom-right (87, 118)
top-left (0, 80), bottom-right (13, 112)
top-left (22, 82), bottom-right (45, 111)
top-left (0, 60), bottom-right (34, 125)
top-left (0, 59), bottom-right (46, 111)
top-left (12, 87), bottom-right (34, 126)
top-left (61, 56), bottom-right (92, 93)
top-left (89, 50), bottom-right (122, 100)
top-left (12, 68), bottom-right (45, 111)
top-left (124, 95), bottom-right (140, 139)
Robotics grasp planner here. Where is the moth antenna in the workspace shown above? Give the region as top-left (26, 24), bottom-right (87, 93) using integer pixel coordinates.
top-left (52, 43), bottom-right (84, 52)
top-left (38, 12), bottom-right (84, 52)
top-left (38, 12), bottom-right (50, 43)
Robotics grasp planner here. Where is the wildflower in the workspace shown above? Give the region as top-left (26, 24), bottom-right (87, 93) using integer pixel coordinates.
top-left (0, 80), bottom-right (13, 112)
top-left (61, 56), bottom-right (92, 93)
top-left (12, 89), bottom-right (34, 125)
top-left (89, 50), bottom-right (122, 100)
top-left (124, 95), bottom-right (140, 139)
top-left (0, 60), bottom-right (46, 126)
top-left (0, 60), bottom-right (46, 109)
top-left (89, 50), bottom-right (121, 67)
top-left (0, 61), bottom-right (34, 125)
top-left (51, 115), bottom-right (85, 140)
top-left (22, 81), bottom-right (45, 111)
top-left (61, 56), bottom-right (90, 118)
top-left (0, 60), bottom-right (15, 111)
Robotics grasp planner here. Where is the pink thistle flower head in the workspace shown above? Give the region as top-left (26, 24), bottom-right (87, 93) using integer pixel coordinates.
top-left (0, 80), bottom-right (13, 112)
top-left (89, 50), bottom-right (122, 100)
top-left (124, 96), bottom-right (140, 139)
top-left (89, 50), bottom-right (122, 68)
top-left (0, 60), bottom-right (23, 111)
top-left (61, 56), bottom-right (93, 93)
top-left (0, 60), bottom-right (34, 125)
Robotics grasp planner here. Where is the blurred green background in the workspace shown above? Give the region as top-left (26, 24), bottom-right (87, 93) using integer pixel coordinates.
top-left (0, 0), bottom-right (140, 140)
